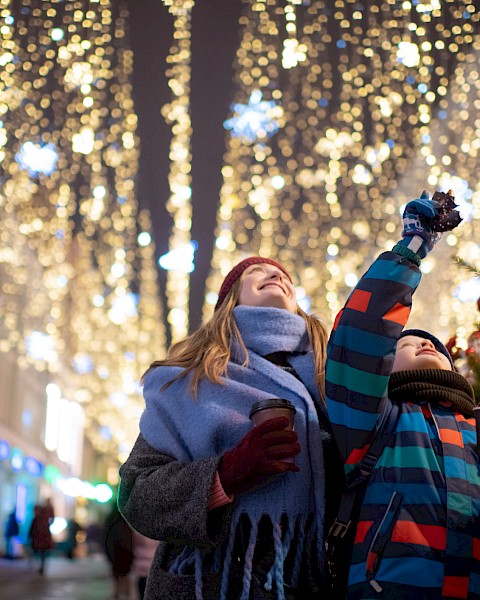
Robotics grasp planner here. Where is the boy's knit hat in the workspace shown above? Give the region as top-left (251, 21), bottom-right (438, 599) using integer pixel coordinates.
top-left (399, 329), bottom-right (454, 368)
top-left (215, 257), bottom-right (292, 310)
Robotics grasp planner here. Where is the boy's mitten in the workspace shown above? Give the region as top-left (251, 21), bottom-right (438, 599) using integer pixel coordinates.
top-left (218, 416), bottom-right (300, 496)
top-left (398, 189), bottom-right (462, 259)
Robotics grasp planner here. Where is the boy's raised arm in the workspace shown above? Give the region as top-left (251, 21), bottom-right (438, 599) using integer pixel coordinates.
top-left (325, 190), bottom-right (462, 466)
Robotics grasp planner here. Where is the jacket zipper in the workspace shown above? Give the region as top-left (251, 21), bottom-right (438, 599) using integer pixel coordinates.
top-left (366, 491), bottom-right (399, 593)
top-left (428, 403), bottom-right (441, 439)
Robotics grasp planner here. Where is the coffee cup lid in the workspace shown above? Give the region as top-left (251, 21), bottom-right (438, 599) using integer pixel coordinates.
top-left (249, 398), bottom-right (296, 419)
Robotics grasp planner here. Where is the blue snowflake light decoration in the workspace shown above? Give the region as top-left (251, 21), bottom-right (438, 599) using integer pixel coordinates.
top-left (25, 331), bottom-right (56, 361)
top-left (72, 353), bottom-right (94, 375)
top-left (100, 426), bottom-right (112, 441)
top-left (454, 277), bottom-right (480, 303)
top-left (159, 240), bottom-right (198, 273)
top-left (224, 90), bottom-right (280, 143)
top-left (108, 292), bottom-right (139, 325)
top-left (16, 141), bottom-right (58, 177)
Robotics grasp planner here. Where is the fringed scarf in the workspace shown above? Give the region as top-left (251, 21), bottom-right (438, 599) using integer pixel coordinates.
top-left (140, 306), bottom-right (327, 600)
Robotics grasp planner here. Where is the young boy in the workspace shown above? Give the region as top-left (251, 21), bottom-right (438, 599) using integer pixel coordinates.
top-left (326, 191), bottom-right (480, 599)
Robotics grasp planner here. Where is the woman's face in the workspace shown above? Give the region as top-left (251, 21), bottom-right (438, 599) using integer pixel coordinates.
top-left (238, 263), bottom-right (297, 312)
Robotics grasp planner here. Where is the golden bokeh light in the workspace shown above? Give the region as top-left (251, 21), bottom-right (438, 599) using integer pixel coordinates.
top-left (0, 0), bottom-right (166, 463)
top-left (206, 0), bottom-right (480, 351)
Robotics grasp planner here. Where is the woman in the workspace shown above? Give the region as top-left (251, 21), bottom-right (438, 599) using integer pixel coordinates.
top-left (29, 504), bottom-right (53, 575)
top-left (118, 257), bottom-right (342, 600)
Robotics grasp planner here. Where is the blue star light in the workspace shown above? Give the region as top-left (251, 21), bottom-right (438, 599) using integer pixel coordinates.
top-left (16, 141), bottom-right (58, 177)
top-left (223, 90), bottom-right (280, 143)
top-left (158, 240), bottom-right (198, 273)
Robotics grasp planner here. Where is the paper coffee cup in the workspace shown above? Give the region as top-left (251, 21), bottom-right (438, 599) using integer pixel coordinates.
top-left (249, 398), bottom-right (296, 427)
top-left (249, 399), bottom-right (296, 463)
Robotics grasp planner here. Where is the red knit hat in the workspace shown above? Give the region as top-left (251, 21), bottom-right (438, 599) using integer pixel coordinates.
top-left (215, 256), bottom-right (293, 310)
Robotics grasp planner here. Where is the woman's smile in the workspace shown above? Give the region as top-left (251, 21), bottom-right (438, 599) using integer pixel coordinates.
top-left (238, 263), bottom-right (297, 312)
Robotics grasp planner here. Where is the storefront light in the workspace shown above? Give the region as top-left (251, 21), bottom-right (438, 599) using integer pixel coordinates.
top-left (11, 447), bottom-right (23, 472)
top-left (44, 464), bottom-right (61, 485)
top-left (57, 477), bottom-right (83, 498)
top-left (45, 385), bottom-right (61, 451)
top-left (15, 484), bottom-right (27, 523)
top-left (95, 483), bottom-right (113, 503)
top-left (57, 477), bottom-right (112, 503)
top-left (50, 516), bottom-right (67, 535)
top-left (81, 481), bottom-right (96, 499)
top-left (45, 385), bottom-right (84, 470)
top-left (24, 456), bottom-right (44, 477)
top-left (0, 439), bottom-right (10, 460)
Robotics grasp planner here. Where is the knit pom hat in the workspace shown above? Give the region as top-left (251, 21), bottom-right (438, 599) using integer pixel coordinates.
top-left (215, 257), bottom-right (293, 310)
top-left (399, 329), bottom-right (454, 368)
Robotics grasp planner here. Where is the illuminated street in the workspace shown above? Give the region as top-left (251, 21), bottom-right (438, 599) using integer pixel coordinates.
top-left (0, 1), bottom-right (479, 598)
top-left (0, 555), bottom-right (123, 600)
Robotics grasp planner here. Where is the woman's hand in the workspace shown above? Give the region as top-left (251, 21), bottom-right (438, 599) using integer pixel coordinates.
top-left (218, 416), bottom-right (300, 496)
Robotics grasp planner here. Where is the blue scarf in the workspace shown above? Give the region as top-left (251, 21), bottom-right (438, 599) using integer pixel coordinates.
top-left (140, 306), bottom-right (326, 600)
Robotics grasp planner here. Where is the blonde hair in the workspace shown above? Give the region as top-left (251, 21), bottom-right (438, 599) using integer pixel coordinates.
top-left (145, 277), bottom-right (328, 402)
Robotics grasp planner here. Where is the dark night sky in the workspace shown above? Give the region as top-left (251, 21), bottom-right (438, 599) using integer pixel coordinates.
top-left (126, 1), bottom-right (243, 338)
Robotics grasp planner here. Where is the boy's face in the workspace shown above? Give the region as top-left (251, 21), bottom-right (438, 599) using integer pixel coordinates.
top-left (392, 335), bottom-right (452, 373)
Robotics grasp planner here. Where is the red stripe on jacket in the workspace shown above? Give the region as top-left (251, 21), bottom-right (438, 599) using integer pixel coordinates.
top-left (439, 428), bottom-right (464, 448)
top-left (391, 521), bottom-right (446, 551)
top-left (346, 444), bottom-right (369, 465)
top-left (442, 575), bottom-right (469, 599)
top-left (354, 521), bottom-right (373, 544)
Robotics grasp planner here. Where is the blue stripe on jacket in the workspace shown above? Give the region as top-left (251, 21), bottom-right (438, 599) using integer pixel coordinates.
top-left (332, 324), bottom-right (394, 357)
top-left (363, 259), bottom-right (422, 287)
top-left (349, 556), bottom-right (444, 587)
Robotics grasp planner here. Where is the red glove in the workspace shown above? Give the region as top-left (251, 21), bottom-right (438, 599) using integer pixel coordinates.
top-left (218, 416), bottom-right (300, 496)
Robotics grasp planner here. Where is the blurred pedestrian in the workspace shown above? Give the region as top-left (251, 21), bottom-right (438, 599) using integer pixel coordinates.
top-left (104, 504), bottom-right (133, 600)
top-left (43, 497), bottom-right (55, 523)
top-left (86, 521), bottom-right (102, 555)
top-left (4, 509), bottom-right (19, 559)
top-left (132, 530), bottom-right (159, 600)
top-left (66, 518), bottom-right (82, 559)
top-left (29, 504), bottom-right (53, 575)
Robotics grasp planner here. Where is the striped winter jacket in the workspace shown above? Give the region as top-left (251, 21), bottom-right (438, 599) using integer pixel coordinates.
top-left (325, 249), bottom-right (480, 600)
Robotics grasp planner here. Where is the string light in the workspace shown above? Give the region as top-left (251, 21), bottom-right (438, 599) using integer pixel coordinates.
top-left (1, 0), bottom-right (479, 464)
top-left (207, 0), bottom-right (480, 349)
top-left (0, 0), bottom-right (166, 464)
top-left (161, 0), bottom-right (195, 342)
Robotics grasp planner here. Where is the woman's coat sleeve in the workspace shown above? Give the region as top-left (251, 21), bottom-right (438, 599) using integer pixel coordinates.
top-left (118, 434), bottom-right (233, 548)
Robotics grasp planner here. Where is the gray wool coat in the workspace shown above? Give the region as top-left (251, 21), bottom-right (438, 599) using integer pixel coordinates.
top-left (118, 434), bottom-right (234, 600)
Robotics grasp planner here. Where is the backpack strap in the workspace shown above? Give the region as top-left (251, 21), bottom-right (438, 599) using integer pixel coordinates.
top-left (325, 400), bottom-right (401, 588)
